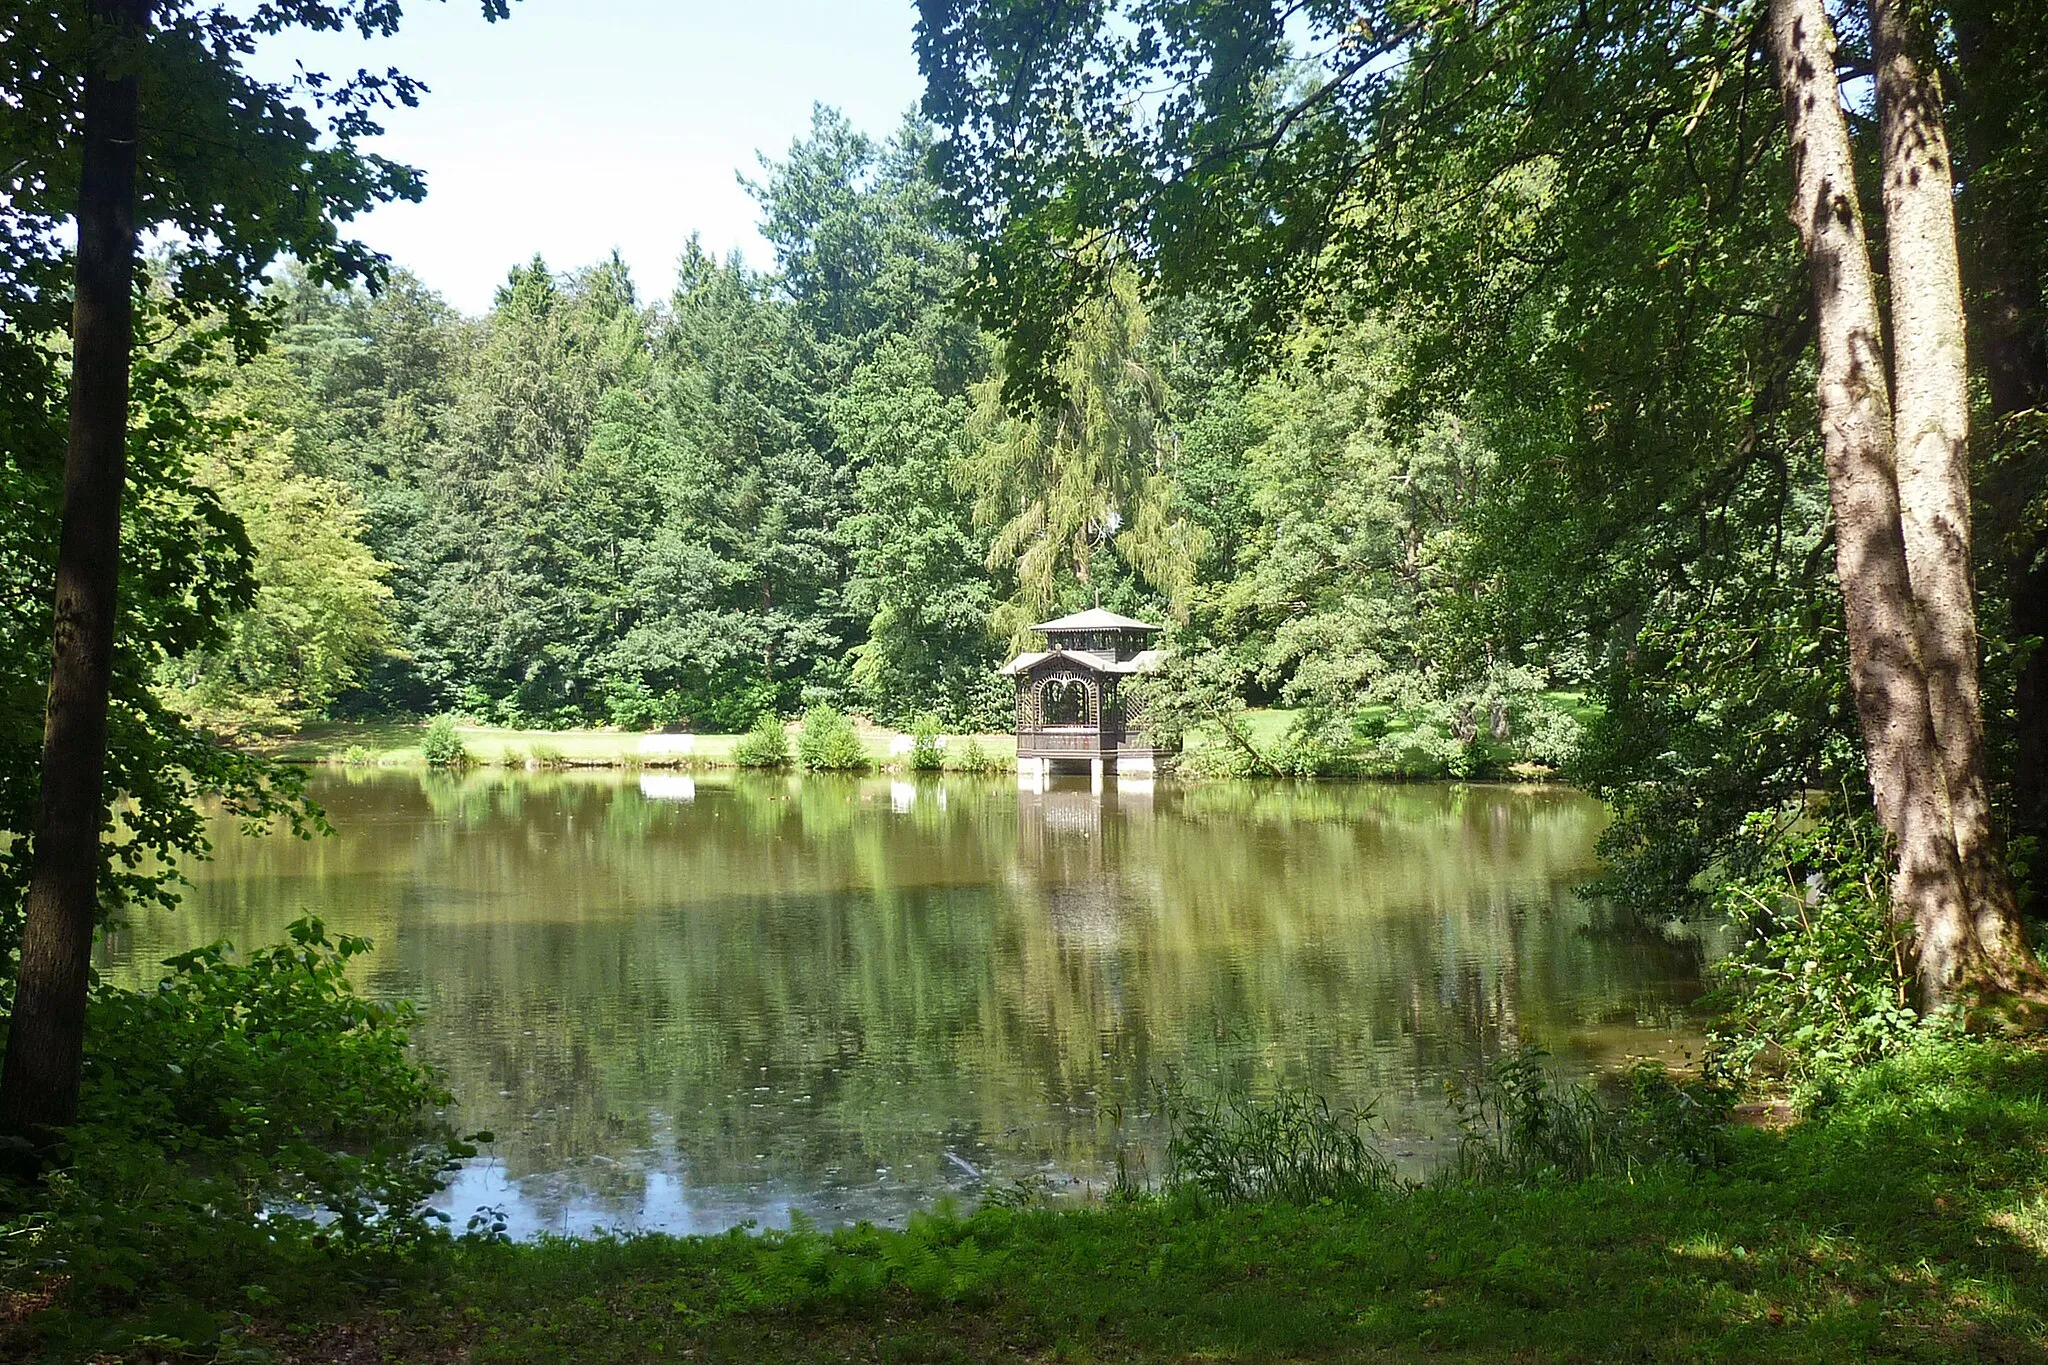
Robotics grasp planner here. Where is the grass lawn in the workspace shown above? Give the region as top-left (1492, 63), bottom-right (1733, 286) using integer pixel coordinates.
top-left (262, 719), bottom-right (1018, 770)
top-left (1182, 706), bottom-right (1299, 762)
top-left (230, 1040), bottom-right (2048, 1364)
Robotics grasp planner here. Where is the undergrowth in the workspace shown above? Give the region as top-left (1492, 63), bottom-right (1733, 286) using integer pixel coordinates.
top-left (1708, 813), bottom-right (1941, 1102)
top-left (0, 919), bottom-right (478, 1359)
top-left (419, 714), bottom-right (467, 768)
top-left (795, 705), bottom-right (869, 772)
top-left (216, 1037), bottom-right (2048, 1365)
top-left (1164, 1086), bottom-right (1395, 1206)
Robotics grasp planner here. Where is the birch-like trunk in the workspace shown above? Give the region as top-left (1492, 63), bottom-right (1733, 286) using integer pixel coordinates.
top-left (1870, 0), bottom-right (2043, 992)
top-left (1768, 0), bottom-right (1977, 1004)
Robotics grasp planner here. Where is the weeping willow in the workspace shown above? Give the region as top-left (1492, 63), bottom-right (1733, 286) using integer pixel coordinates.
top-left (961, 265), bottom-right (1208, 642)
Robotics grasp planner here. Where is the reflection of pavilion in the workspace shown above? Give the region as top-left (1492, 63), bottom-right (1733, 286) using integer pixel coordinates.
top-left (1001, 609), bottom-right (1175, 781)
top-left (1011, 778), bottom-right (1162, 948)
top-left (1014, 782), bottom-right (1115, 947)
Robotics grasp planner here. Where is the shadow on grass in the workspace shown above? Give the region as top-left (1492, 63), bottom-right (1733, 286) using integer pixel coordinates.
top-left (264, 1041), bottom-right (2048, 1364)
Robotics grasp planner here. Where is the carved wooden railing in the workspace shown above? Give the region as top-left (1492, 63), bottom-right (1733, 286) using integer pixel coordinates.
top-left (1017, 727), bottom-right (1118, 755)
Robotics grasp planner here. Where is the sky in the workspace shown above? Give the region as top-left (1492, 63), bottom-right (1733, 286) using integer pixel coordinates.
top-left (255, 0), bottom-right (929, 314)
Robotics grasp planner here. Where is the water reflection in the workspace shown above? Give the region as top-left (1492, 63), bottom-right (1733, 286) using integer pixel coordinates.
top-left (101, 770), bottom-right (1704, 1238)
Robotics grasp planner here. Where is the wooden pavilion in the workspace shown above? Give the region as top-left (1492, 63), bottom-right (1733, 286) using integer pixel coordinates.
top-left (1000, 608), bottom-right (1174, 779)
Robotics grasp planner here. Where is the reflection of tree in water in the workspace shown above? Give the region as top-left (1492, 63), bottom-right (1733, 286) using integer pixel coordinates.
top-left (103, 771), bottom-right (1706, 1230)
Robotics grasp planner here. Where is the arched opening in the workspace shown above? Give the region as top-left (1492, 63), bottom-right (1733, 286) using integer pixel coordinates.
top-left (1040, 678), bottom-right (1092, 726)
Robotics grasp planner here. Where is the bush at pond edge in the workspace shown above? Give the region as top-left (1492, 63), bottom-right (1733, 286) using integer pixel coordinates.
top-left (1, 918), bottom-right (480, 1356)
top-left (421, 714), bottom-right (467, 767)
top-left (732, 713), bottom-right (790, 768)
top-left (797, 705), bottom-right (869, 772)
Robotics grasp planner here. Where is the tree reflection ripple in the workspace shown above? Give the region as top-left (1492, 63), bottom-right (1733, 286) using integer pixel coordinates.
top-left (101, 770), bottom-right (1705, 1238)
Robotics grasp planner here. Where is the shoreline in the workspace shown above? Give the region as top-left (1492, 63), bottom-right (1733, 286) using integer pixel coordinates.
top-left (253, 715), bottom-right (1568, 783)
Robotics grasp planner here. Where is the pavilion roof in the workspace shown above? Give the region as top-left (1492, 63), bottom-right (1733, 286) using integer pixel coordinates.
top-left (999, 647), bottom-right (1168, 676)
top-left (1030, 607), bottom-right (1162, 633)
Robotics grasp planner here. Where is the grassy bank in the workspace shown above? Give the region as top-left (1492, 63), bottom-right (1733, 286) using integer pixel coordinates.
top-left (259, 706), bottom-right (1579, 779)
top-left (259, 714), bottom-right (1277, 772)
top-left (263, 718), bottom-right (1020, 770)
top-left (199, 1041), bottom-right (2048, 1363)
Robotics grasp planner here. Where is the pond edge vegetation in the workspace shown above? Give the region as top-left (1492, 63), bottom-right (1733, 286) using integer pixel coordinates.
top-left (5, 925), bottom-right (2043, 1360)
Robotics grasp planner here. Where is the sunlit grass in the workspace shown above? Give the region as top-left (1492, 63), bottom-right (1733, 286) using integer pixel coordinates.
top-left (262, 718), bottom-right (1019, 770)
top-left (191, 1038), bottom-right (2048, 1364)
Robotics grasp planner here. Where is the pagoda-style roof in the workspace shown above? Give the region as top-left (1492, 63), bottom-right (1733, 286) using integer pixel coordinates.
top-left (1031, 608), bottom-right (1162, 634)
top-left (999, 647), bottom-right (1169, 676)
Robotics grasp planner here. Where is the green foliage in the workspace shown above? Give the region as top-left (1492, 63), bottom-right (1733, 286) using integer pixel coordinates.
top-left (949, 737), bottom-right (1004, 774)
top-left (1442, 1051), bottom-right (1611, 1185)
top-left (731, 713), bottom-right (790, 769)
top-left (282, 110), bottom-right (981, 731)
top-left (796, 705), bottom-right (869, 772)
top-left (914, 0), bottom-right (1894, 922)
top-left (154, 398), bottom-right (393, 735)
top-left (602, 674), bottom-right (677, 732)
top-left (909, 715), bottom-right (945, 772)
top-left (1443, 1050), bottom-right (1731, 1186)
top-left (963, 263), bottom-right (1206, 638)
top-left (1708, 815), bottom-right (1936, 1099)
top-left (342, 744), bottom-right (375, 767)
top-left (0, 0), bottom-right (513, 985)
top-left (0, 918), bottom-right (475, 1351)
top-left (241, 1042), bottom-right (2048, 1361)
top-left (834, 338), bottom-right (1002, 725)
top-left (420, 714), bottom-right (468, 768)
top-left (1164, 1087), bottom-right (1394, 1208)
top-left (0, 320), bottom-right (320, 983)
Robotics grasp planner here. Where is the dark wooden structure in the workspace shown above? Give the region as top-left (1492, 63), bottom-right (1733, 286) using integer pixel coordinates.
top-left (1001, 609), bottom-right (1173, 777)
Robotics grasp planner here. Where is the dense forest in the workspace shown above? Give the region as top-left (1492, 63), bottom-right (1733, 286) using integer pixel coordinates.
top-left (6, 0), bottom-right (2048, 1358)
top-left (168, 106), bottom-right (1585, 786)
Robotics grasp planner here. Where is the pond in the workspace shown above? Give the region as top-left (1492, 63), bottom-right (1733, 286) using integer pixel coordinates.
top-left (100, 769), bottom-right (1707, 1239)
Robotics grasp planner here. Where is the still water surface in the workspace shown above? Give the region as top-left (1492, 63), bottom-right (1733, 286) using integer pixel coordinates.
top-left (102, 770), bottom-right (1705, 1238)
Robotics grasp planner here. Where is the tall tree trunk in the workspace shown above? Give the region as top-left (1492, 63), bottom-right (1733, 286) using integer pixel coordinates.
top-left (1768, 0), bottom-right (1978, 1005)
top-left (1871, 0), bottom-right (2042, 991)
top-left (0, 0), bottom-right (148, 1144)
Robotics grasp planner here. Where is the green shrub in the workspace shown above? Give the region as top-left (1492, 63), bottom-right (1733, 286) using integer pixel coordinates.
top-left (420, 713), bottom-right (467, 768)
top-left (797, 705), bottom-right (869, 772)
top-left (909, 715), bottom-right (945, 772)
top-left (341, 743), bottom-right (375, 767)
top-left (1708, 813), bottom-right (1935, 1099)
top-left (950, 737), bottom-right (1005, 773)
top-left (731, 712), bottom-right (790, 769)
top-left (1607, 1061), bottom-right (1735, 1171)
top-left (530, 741), bottom-right (566, 768)
top-left (603, 673), bottom-right (660, 731)
top-left (0, 918), bottom-right (478, 1351)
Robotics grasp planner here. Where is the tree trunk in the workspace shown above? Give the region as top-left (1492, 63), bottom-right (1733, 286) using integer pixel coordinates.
top-left (1871, 0), bottom-right (2042, 991)
top-left (0, 0), bottom-right (148, 1145)
top-left (1768, 0), bottom-right (1978, 1006)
